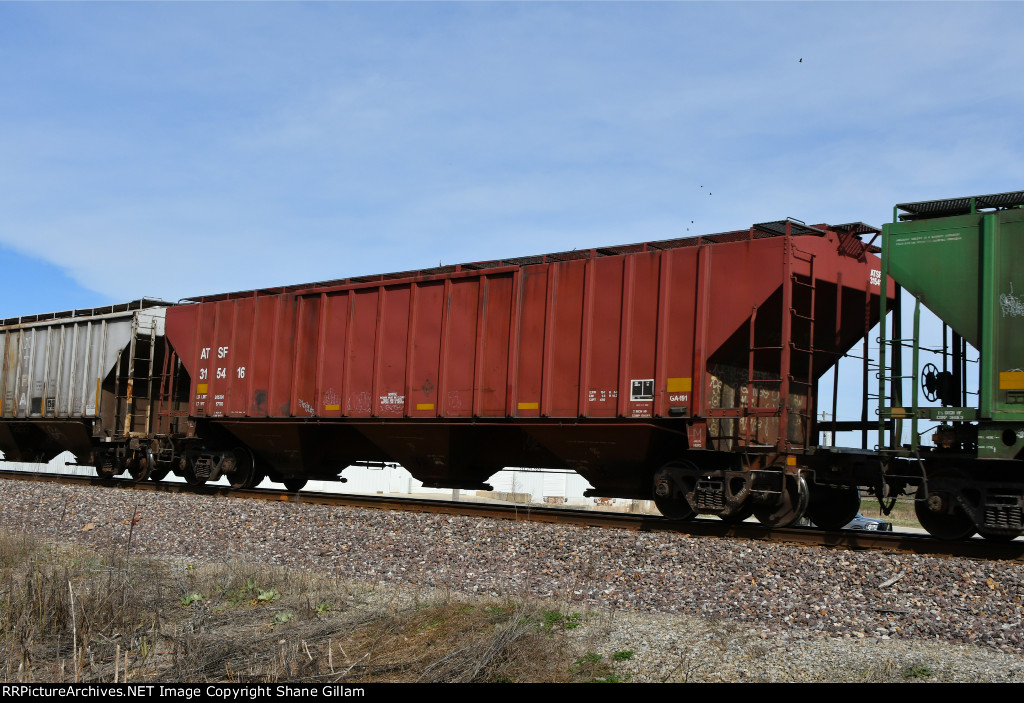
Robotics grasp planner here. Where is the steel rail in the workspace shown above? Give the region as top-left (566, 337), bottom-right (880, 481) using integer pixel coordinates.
top-left (2, 469), bottom-right (1023, 562)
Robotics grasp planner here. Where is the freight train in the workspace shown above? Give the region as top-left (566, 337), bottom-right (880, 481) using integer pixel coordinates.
top-left (0, 190), bottom-right (1021, 541)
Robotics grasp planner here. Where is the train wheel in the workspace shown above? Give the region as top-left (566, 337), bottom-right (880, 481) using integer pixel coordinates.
top-left (654, 495), bottom-right (696, 520)
top-left (915, 500), bottom-right (975, 540)
top-left (96, 462), bottom-right (116, 479)
top-left (182, 462), bottom-right (206, 487)
top-left (283, 479), bottom-right (308, 492)
top-left (128, 452), bottom-right (152, 482)
top-left (979, 530), bottom-right (1022, 543)
top-left (653, 460), bottom-right (697, 520)
top-left (249, 459), bottom-right (273, 489)
top-left (915, 469), bottom-right (976, 540)
top-left (806, 485), bottom-right (861, 531)
top-left (246, 469), bottom-right (266, 489)
top-left (229, 448), bottom-right (257, 490)
top-left (753, 474), bottom-right (809, 528)
top-left (244, 464), bottom-right (266, 489)
top-left (147, 445), bottom-right (168, 481)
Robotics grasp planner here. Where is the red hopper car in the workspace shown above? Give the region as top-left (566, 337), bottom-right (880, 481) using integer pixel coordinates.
top-left (160, 218), bottom-right (888, 527)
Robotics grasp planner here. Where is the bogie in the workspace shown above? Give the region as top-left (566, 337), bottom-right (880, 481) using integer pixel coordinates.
top-left (751, 473), bottom-right (809, 529)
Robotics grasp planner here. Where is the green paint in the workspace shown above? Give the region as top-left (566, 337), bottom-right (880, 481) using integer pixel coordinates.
top-left (886, 213), bottom-right (981, 346)
top-left (977, 425), bottom-right (1024, 460)
top-left (930, 408), bottom-right (977, 422)
top-left (885, 206), bottom-right (1024, 424)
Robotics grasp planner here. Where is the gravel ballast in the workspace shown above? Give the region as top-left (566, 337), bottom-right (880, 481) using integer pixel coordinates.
top-left (2, 478), bottom-right (1024, 682)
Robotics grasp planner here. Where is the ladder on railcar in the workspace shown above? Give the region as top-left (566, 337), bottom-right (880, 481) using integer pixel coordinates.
top-left (112, 313), bottom-right (160, 438)
top-left (785, 243), bottom-right (818, 450)
top-left (744, 237), bottom-right (818, 453)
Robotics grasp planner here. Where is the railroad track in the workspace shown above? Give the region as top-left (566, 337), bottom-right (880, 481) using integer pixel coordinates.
top-left (2, 468), bottom-right (1023, 562)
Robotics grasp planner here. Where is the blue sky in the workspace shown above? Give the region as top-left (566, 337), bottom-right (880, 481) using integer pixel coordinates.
top-left (0, 1), bottom-right (1018, 430)
top-left (2, 1), bottom-right (1021, 312)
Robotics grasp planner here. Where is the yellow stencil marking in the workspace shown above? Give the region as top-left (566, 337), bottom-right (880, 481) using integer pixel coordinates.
top-left (666, 377), bottom-right (692, 393)
top-left (1000, 372), bottom-right (1024, 390)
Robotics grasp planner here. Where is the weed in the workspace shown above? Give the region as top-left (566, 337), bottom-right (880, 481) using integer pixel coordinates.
top-left (542, 610), bottom-right (563, 629)
top-left (903, 664), bottom-right (933, 679)
top-left (255, 588), bottom-right (280, 604)
top-left (542, 610), bottom-right (583, 630)
top-left (613, 650), bottom-right (634, 661)
top-left (0, 532), bottom-right (612, 683)
top-left (571, 652), bottom-right (614, 681)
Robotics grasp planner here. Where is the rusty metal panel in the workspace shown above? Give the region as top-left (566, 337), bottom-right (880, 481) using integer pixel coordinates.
top-left (250, 295), bottom-right (279, 416)
top-left (706, 239), bottom-right (786, 359)
top-left (293, 295), bottom-right (321, 417)
top-left (163, 224), bottom-right (885, 433)
top-left (190, 300), bottom-right (216, 416)
top-left (703, 239), bottom-right (789, 446)
top-left (318, 291), bottom-right (349, 418)
top-left (407, 281), bottom-right (444, 418)
top-left (543, 259), bottom-right (585, 417)
top-left (269, 296), bottom-right (297, 418)
top-left (619, 252), bottom-right (661, 420)
top-left (514, 266), bottom-right (548, 417)
top-left (580, 256), bottom-right (624, 417)
top-left (375, 286), bottom-right (411, 417)
top-left (345, 289), bottom-right (378, 417)
top-left (476, 273), bottom-right (514, 417)
top-left (654, 247), bottom-right (699, 417)
top-left (226, 297), bottom-right (255, 418)
top-left (439, 278), bottom-right (480, 417)
top-left (209, 299), bottom-right (236, 418)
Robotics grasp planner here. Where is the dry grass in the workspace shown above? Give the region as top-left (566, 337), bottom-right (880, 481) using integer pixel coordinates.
top-left (862, 498), bottom-right (921, 530)
top-left (0, 531), bottom-right (621, 683)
